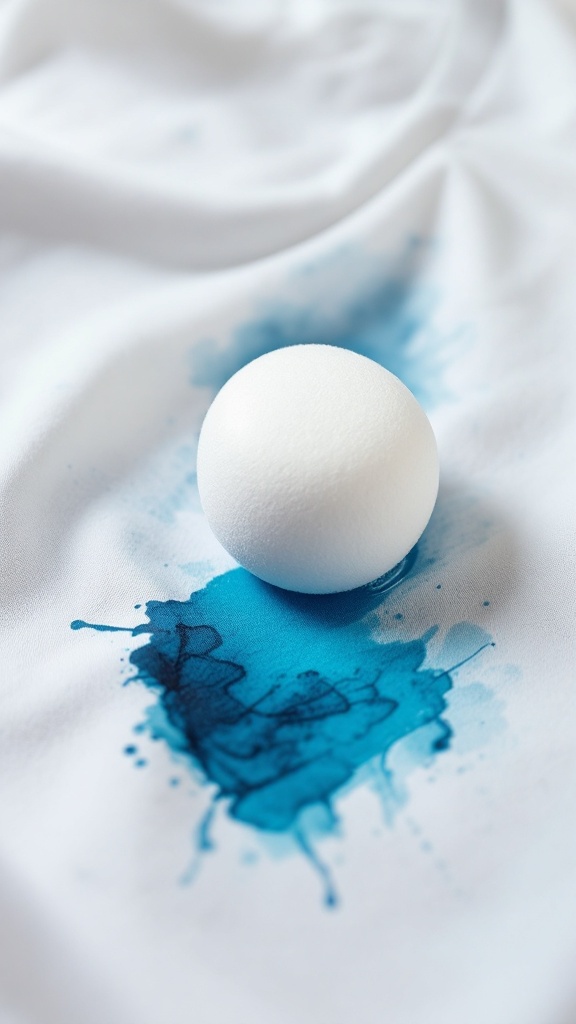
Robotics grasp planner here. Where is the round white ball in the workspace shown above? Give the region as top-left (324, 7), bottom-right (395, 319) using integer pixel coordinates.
top-left (197, 344), bottom-right (439, 594)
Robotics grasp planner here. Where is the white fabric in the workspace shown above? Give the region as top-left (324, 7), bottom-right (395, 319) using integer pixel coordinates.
top-left (1, 2), bottom-right (575, 1023)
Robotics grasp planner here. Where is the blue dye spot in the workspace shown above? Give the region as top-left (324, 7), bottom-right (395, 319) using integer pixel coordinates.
top-left (72, 552), bottom-right (489, 904)
top-left (191, 248), bottom-right (447, 409)
top-left (137, 566), bottom-right (453, 838)
top-left (197, 801), bottom-right (217, 852)
top-left (241, 850), bottom-right (259, 865)
top-left (169, 777), bottom-right (181, 787)
top-left (124, 745), bottom-right (137, 756)
top-left (135, 758), bottom-right (148, 768)
top-left (483, 600), bottom-right (490, 607)
top-left (440, 623), bottom-right (494, 672)
top-left (295, 827), bottom-right (339, 908)
top-left (446, 682), bottom-right (506, 755)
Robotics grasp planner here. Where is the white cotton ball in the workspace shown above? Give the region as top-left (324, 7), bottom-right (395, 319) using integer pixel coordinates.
top-left (196, 344), bottom-right (439, 594)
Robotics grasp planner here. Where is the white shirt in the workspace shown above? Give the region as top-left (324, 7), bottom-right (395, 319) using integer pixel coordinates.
top-left (1, 2), bottom-right (575, 1023)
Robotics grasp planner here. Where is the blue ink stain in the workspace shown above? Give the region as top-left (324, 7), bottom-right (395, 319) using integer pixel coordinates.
top-left (138, 446), bottom-right (202, 526)
top-left (241, 849), bottom-right (259, 865)
top-left (70, 549), bottom-right (497, 905)
top-left (71, 619), bottom-right (126, 633)
top-left (134, 758), bottom-right (148, 768)
top-left (197, 802), bottom-right (217, 852)
top-left (124, 745), bottom-right (137, 756)
top-left (191, 247), bottom-right (448, 409)
top-left (440, 623), bottom-right (494, 672)
top-left (295, 827), bottom-right (339, 908)
top-left (483, 600), bottom-right (490, 607)
top-left (446, 681), bottom-right (506, 755)
top-left (180, 800), bottom-right (219, 886)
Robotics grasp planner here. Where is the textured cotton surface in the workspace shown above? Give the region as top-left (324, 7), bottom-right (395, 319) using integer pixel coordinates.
top-left (1, 3), bottom-right (576, 1024)
top-left (197, 345), bottom-right (439, 592)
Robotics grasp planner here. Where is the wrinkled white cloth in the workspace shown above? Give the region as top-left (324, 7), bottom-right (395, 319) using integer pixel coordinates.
top-left (1, 2), bottom-right (576, 1023)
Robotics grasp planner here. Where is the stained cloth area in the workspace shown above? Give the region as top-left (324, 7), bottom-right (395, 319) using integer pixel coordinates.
top-left (1, 3), bottom-right (576, 1024)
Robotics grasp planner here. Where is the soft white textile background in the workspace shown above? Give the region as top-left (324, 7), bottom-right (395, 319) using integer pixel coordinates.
top-left (0, 2), bottom-right (575, 1023)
